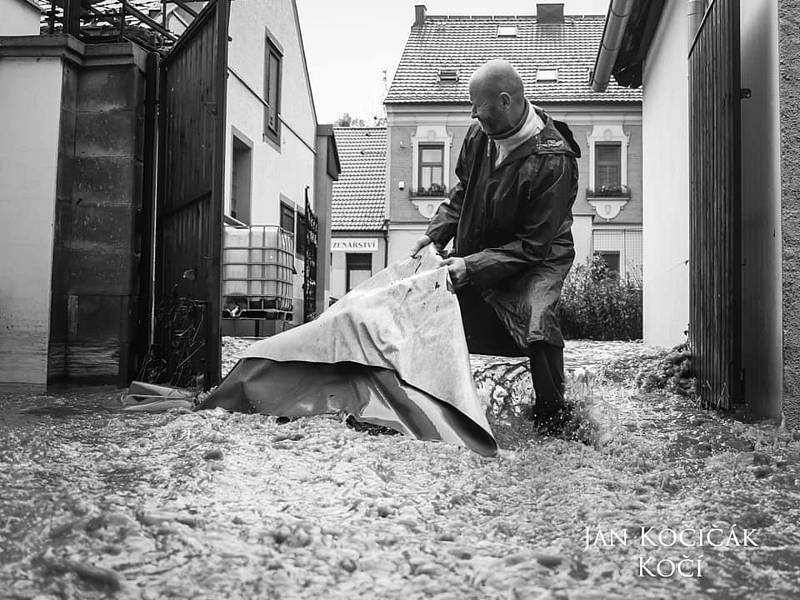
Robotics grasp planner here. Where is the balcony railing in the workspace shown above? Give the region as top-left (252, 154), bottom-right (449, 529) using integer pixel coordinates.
top-left (586, 185), bottom-right (631, 198)
top-left (38, 0), bottom-right (191, 52)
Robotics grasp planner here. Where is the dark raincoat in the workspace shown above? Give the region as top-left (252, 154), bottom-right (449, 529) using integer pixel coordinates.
top-left (426, 108), bottom-right (580, 350)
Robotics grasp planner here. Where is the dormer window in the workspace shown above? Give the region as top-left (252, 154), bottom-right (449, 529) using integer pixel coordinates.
top-left (438, 68), bottom-right (459, 82)
top-left (497, 25), bottom-right (518, 37)
top-left (536, 68), bottom-right (558, 82)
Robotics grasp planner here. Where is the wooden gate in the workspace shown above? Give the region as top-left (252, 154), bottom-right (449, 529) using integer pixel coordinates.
top-left (153, 0), bottom-right (230, 388)
top-left (688, 0), bottom-right (742, 408)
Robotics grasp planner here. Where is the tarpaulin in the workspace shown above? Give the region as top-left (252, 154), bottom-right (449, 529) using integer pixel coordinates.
top-left (198, 246), bottom-right (497, 456)
top-left (119, 381), bottom-right (194, 412)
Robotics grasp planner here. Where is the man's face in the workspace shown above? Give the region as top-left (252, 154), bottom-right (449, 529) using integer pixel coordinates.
top-left (469, 85), bottom-right (509, 136)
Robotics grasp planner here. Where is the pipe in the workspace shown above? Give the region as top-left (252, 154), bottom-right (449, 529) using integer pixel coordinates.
top-left (687, 0), bottom-right (705, 51)
top-left (591, 0), bottom-right (636, 92)
top-left (382, 218), bottom-right (389, 270)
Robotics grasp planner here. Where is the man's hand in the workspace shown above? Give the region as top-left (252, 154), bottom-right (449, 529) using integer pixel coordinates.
top-left (440, 256), bottom-right (469, 288)
top-left (410, 234), bottom-right (433, 258)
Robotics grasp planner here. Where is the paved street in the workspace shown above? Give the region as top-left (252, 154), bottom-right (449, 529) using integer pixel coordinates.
top-left (2, 340), bottom-right (799, 599)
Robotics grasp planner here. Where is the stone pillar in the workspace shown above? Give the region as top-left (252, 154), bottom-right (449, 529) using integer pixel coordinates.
top-left (47, 40), bottom-right (150, 385)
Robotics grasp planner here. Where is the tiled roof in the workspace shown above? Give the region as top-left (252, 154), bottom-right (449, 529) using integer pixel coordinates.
top-left (331, 127), bottom-right (387, 231)
top-left (385, 15), bottom-right (641, 104)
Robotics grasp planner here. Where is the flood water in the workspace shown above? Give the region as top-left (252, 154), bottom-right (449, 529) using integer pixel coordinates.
top-left (2, 342), bottom-right (800, 599)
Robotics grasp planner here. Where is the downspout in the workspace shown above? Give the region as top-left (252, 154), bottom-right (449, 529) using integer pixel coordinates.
top-left (687, 0), bottom-right (706, 50)
top-left (382, 218), bottom-right (389, 269)
top-left (591, 0), bottom-right (636, 92)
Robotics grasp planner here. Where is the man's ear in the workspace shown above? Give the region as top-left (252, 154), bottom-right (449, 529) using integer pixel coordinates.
top-left (499, 92), bottom-right (512, 109)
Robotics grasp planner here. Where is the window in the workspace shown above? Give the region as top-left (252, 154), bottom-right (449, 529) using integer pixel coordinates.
top-left (417, 144), bottom-right (445, 195)
top-left (595, 143), bottom-right (622, 190)
top-left (296, 212), bottom-right (307, 256)
top-left (346, 253), bottom-right (372, 292)
top-left (536, 68), bottom-right (558, 82)
top-left (264, 36), bottom-right (282, 144)
top-left (497, 25), bottom-right (518, 37)
top-left (587, 125), bottom-right (629, 197)
top-left (229, 135), bottom-right (252, 224)
top-left (438, 68), bottom-right (459, 82)
top-left (280, 202), bottom-right (294, 234)
top-left (594, 251), bottom-right (620, 276)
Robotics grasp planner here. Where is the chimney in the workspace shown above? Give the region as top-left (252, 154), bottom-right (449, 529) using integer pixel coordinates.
top-left (414, 5), bottom-right (427, 27)
top-left (536, 3), bottom-right (564, 23)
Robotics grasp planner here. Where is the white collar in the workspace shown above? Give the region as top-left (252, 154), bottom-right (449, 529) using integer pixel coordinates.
top-left (492, 103), bottom-right (545, 166)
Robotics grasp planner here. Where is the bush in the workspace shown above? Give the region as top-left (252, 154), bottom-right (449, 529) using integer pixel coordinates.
top-left (556, 255), bottom-right (642, 340)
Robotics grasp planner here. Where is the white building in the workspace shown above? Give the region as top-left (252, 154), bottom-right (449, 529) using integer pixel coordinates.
top-left (167, 0), bottom-right (339, 328)
top-left (592, 0), bottom-right (800, 422)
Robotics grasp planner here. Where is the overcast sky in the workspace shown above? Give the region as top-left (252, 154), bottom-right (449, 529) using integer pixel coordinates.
top-left (295, 0), bottom-right (611, 124)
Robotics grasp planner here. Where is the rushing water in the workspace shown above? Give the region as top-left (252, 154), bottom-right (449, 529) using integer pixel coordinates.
top-left (2, 342), bottom-right (800, 599)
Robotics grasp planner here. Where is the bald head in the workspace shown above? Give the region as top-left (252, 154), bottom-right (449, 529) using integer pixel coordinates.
top-left (469, 59), bottom-right (525, 102)
top-left (468, 59), bottom-right (527, 136)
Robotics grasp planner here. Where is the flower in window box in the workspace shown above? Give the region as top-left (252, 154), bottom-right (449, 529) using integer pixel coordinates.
top-left (596, 184), bottom-right (629, 197)
top-left (416, 183), bottom-right (446, 197)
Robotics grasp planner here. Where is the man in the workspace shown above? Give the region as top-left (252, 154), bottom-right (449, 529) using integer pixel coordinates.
top-left (410, 59), bottom-right (580, 433)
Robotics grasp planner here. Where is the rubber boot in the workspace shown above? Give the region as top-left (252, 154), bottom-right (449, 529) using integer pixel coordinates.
top-left (528, 341), bottom-right (570, 432)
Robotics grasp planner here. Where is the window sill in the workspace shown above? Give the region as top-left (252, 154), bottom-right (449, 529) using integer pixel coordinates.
top-left (224, 214), bottom-right (249, 228)
top-left (586, 186), bottom-right (630, 200)
top-left (587, 193), bottom-right (631, 201)
top-left (264, 129), bottom-right (281, 150)
top-left (410, 193), bottom-right (447, 200)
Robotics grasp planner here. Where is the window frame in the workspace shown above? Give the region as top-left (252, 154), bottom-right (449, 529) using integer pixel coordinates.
top-left (594, 142), bottom-right (623, 190)
top-left (345, 253), bottom-right (372, 292)
top-left (496, 25), bottom-right (518, 37)
top-left (437, 68), bottom-right (459, 82)
top-left (264, 34), bottom-right (283, 145)
top-left (295, 211), bottom-right (307, 256)
top-left (536, 68), bottom-right (559, 82)
top-left (417, 143), bottom-right (445, 196)
top-left (586, 125), bottom-right (630, 195)
top-left (280, 201), bottom-right (295, 236)
top-left (228, 129), bottom-right (253, 225)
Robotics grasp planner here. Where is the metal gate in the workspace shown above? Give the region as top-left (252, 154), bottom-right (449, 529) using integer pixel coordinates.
top-left (303, 191), bottom-right (319, 322)
top-left (688, 0), bottom-right (741, 408)
top-left (153, 0), bottom-right (230, 388)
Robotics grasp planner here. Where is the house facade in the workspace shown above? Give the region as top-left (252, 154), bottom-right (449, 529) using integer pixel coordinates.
top-left (592, 0), bottom-right (800, 423)
top-left (383, 4), bottom-right (643, 280)
top-left (329, 126), bottom-right (388, 300)
top-left (166, 0), bottom-right (338, 329)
